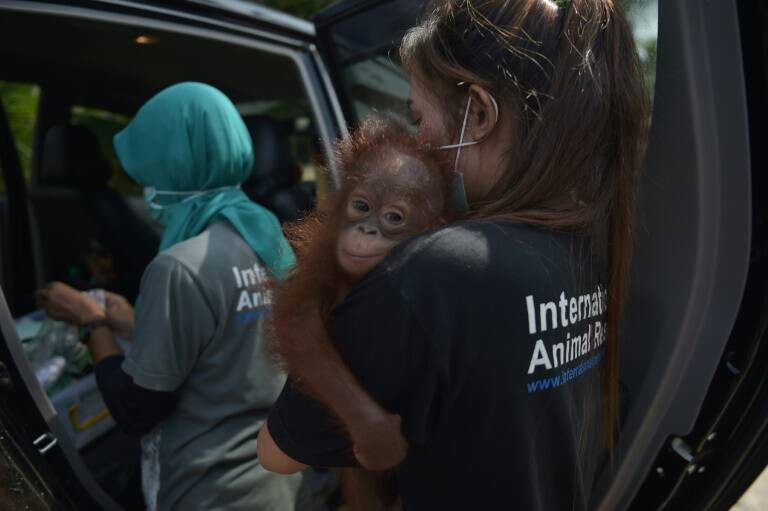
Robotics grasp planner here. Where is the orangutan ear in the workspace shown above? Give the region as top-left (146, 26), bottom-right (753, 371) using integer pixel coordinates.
top-left (467, 84), bottom-right (500, 142)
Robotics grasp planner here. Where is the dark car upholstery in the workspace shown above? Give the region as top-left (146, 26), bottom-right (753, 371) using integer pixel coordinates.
top-left (28, 125), bottom-right (158, 301)
top-left (242, 116), bottom-right (313, 222)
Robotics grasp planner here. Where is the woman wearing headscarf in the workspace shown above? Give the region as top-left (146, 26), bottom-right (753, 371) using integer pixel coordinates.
top-left (37, 82), bottom-right (300, 510)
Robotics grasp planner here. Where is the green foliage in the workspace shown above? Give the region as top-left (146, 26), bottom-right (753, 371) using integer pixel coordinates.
top-left (0, 82), bottom-right (39, 192)
top-left (641, 39), bottom-right (658, 98)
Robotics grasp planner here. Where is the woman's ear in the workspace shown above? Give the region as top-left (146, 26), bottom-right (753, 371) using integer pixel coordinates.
top-left (467, 84), bottom-right (500, 141)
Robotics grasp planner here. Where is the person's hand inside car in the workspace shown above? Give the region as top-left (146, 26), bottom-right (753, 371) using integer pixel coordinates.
top-left (35, 282), bottom-right (106, 326)
top-left (104, 291), bottom-right (134, 339)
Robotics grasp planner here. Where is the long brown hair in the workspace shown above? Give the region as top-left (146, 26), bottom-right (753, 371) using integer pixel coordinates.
top-left (400, 0), bottom-right (650, 453)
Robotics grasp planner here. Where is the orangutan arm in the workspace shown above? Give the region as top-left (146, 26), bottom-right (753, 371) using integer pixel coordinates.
top-left (277, 314), bottom-right (408, 471)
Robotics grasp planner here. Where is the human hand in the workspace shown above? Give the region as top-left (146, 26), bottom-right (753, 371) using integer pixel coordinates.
top-left (36, 282), bottom-right (106, 326)
top-left (104, 291), bottom-right (134, 339)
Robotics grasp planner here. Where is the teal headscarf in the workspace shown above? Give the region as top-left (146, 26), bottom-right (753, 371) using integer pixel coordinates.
top-left (114, 82), bottom-right (295, 278)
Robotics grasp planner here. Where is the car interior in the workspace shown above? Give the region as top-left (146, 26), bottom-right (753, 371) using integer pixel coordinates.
top-left (0, 8), bottom-right (324, 509)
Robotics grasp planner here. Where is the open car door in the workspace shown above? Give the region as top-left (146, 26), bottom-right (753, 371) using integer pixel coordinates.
top-left (313, 1), bottom-right (767, 509)
top-left (0, 89), bottom-right (122, 510)
top-left (314, 0), bottom-right (423, 127)
top-left (0, 290), bottom-right (121, 510)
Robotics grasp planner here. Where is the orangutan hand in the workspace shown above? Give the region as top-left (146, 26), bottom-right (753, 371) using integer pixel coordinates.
top-left (351, 412), bottom-right (409, 472)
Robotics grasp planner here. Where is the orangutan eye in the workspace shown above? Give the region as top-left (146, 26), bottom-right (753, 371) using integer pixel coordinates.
top-left (352, 199), bottom-right (370, 213)
top-left (383, 211), bottom-right (404, 224)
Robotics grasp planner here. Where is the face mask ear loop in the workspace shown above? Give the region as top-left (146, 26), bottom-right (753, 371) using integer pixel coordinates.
top-left (143, 187), bottom-right (163, 210)
top-left (180, 184), bottom-right (242, 204)
top-left (454, 95), bottom-right (474, 171)
top-left (489, 95), bottom-right (500, 128)
top-left (149, 183), bottom-right (243, 204)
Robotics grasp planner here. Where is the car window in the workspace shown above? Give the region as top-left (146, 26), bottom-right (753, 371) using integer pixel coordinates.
top-left (320, 0), bottom-right (422, 125)
top-left (626, 0), bottom-right (659, 102)
top-left (0, 81), bottom-right (40, 186)
top-left (324, 0), bottom-right (659, 125)
top-left (71, 106), bottom-right (138, 197)
top-left (238, 99), bottom-right (326, 199)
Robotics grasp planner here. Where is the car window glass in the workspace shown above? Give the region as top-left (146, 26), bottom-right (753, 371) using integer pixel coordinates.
top-left (238, 100), bottom-right (325, 199)
top-left (327, 0), bottom-right (659, 124)
top-left (0, 82), bottom-right (40, 186)
top-left (323, 0), bottom-right (422, 125)
top-left (71, 106), bottom-right (138, 197)
top-left (626, 0), bottom-right (659, 103)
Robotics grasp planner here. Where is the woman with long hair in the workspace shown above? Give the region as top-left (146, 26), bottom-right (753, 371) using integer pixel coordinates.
top-left (258, 0), bottom-right (650, 508)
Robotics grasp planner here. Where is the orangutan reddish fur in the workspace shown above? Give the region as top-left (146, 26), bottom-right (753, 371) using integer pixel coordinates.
top-left (269, 119), bottom-right (452, 504)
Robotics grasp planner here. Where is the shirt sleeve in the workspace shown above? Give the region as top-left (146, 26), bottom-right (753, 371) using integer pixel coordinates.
top-left (95, 354), bottom-right (179, 436)
top-left (265, 269), bottom-right (436, 467)
top-left (121, 254), bottom-right (216, 392)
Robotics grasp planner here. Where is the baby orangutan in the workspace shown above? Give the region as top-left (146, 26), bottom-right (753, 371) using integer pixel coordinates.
top-left (270, 119), bottom-right (452, 478)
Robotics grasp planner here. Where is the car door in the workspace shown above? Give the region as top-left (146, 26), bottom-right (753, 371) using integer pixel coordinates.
top-left (313, 1), bottom-right (766, 509)
top-left (0, 75), bottom-right (127, 511)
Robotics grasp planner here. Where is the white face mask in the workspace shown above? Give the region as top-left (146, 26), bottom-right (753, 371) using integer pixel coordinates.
top-left (143, 184), bottom-right (241, 225)
top-left (143, 184), bottom-right (241, 209)
top-left (436, 94), bottom-right (500, 213)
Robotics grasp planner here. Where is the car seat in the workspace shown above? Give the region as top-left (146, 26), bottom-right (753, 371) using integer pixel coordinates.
top-left (27, 125), bottom-right (159, 301)
top-left (242, 116), bottom-right (314, 222)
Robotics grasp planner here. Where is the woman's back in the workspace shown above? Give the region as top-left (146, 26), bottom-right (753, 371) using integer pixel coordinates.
top-left (125, 221), bottom-right (296, 510)
top-left (389, 222), bottom-right (604, 509)
top-left (269, 221), bottom-right (604, 509)
top-left (259, 1), bottom-right (649, 506)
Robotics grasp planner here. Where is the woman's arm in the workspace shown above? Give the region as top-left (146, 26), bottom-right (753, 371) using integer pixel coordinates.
top-left (95, 354), bottom-right (179, 436)
top-left (87, 325), bottom-right (123, 363)
top-left (257, 422), bottom-right (307, 474)
top-left (35, 283), bottom-right (134, 341)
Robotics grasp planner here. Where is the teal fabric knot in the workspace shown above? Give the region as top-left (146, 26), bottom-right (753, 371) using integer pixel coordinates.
top-left (113, 82), bottom-right (296, 279)
top-left (556, 0), bottom-right (569, 9)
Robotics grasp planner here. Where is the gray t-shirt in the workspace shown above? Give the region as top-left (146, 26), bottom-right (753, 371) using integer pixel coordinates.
top-left (123, 222), bottom-right (299, 511)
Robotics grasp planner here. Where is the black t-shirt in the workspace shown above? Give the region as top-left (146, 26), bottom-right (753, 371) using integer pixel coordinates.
top-left (267, 221), bottom-right (606, 510)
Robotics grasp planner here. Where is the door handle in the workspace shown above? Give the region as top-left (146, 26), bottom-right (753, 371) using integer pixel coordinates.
top-left (33, 432), bottom-right (57, 455)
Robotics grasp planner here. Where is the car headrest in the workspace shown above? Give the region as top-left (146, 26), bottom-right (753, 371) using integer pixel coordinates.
top-left (243, 116), bottom-right (295, 197)
top-left (40, 125), bottom-right (111, 188)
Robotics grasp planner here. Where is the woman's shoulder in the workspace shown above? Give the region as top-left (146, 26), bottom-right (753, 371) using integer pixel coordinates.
top-left (342, 220), bottom-right (585, 320)
top-left (380, 220), bottom-right (578, 279)
top-left (156, 222), bottom-right (256, 270)
top-left (144, 222), bottom-right (260, 295)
